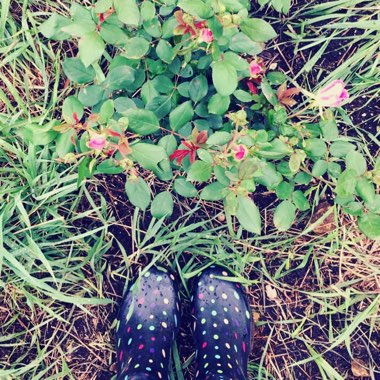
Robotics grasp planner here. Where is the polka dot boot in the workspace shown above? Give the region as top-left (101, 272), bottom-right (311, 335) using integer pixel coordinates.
top-left (191, 266), bottom-right (252, 380)
top-left (116, 268), bottom-right (181, 380)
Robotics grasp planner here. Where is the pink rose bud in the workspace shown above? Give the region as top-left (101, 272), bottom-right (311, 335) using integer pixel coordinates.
top-left (199, 28), bottom-right (214, 43)
top-left (249, 60), bottom-right (265, 77)
top-left (88, 135), bottom-right (107, 151)
top-left (233, 144), bottom-right (248, 161)
top-left (316, 80), bottom-right (349, 107)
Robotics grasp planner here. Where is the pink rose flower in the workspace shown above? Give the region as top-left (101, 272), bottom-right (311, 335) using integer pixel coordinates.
top-left (249, 62), bottom-right (263, 77)
top-left (316, 80), bottom-right (349, 107)
top-left (88, 135), bottom-right (107, 151)
top-left (233, 144), bottom-right (248, 161)
top-left (199, 28), bottom-right (214, 43)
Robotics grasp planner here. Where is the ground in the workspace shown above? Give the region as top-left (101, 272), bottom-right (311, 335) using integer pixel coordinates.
top-left (0, 0), bottom-right (379, 379)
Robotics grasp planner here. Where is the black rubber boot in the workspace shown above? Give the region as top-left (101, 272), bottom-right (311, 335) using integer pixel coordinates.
top-left (191, 266), bottom-right (252, 380)
top-left (116, 268), bottom-right (181, 380)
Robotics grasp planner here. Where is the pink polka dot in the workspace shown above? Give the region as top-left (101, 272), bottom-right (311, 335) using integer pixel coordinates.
top-left (202, 342), bottom-right (207, 349)
top-left (119, 351), bottom-right (123, 360)
top-left (242, 341), bottom-right (246, 352)
top-left (151, 337), bottom-right (156, 341)
top-left (138, 298), bottom-right (145, 304)
top-left (127, 326), bottom-right (131, 333)
top-left (138, 344), bottom-right (144, 350)
top-left (198, 293), bottom-right (204, 300)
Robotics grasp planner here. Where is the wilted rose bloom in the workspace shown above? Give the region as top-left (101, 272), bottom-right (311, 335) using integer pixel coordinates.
top-left (316, 80), bottom-right (349, 107)
top-left (249, 60), bottom-right (264, 77)
top-left (88, 135), bottom-right (107, 151)
top-left (199, 28), bottom-right (214, 43)
top-left (232, 144), bottom-right (248, 161)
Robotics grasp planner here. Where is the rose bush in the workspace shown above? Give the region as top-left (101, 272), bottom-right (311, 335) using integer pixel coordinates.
top-left (27, 0), bottom-right (379, 237)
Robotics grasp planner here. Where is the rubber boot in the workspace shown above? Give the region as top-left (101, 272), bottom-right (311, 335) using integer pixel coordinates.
top-left (191, 266), bottom-right (252, 380)
top-left (116, 268), bottom-right (181, 380)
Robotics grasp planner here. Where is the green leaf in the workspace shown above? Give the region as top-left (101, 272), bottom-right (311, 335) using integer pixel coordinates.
top-left (146, 95), bottom-right (172, 119)
top-left (124, 37), bottom-right (150, 59)
top-left (94, 0), bottom-right (113, 13)
top-left (275, 181), bottom-right (293, 200)
top-left (257, 139), bottom-right (292, 160)
top-left (21, 123), bottom-right (58, 146)
top-left (187, 161), bottom-right (212, 182)
top-left (229, 32), bottom-right (264, 55)
top-left (273, 200), bottom-right (296, 232)
top-left (292, 190), bottom-right (310, 211)
top-left (156, 40), bottom-right (175, 63)
top-left (356, 177), bottom-right (376, 204)
top-left (169, 101), bottom-right (194, 131)
top-left (358, 213), bottom-right (380, 239)
top-left (78, 32), bottom-right (105, 67)
top-left (131, 143), bottom-right (167, 175)
top-left (104, 66), bottom-right (136, 91)
top-left (320, 119), bottom-right (339, 141)
top-left (206, 131), bottom-right (232, 146)
top-left (233, 90), bottom-right (253, 103)
top-left (330, 141), bottom-right (356, 158)
top-left (344, 202), bottom-right (363, 216)
top-left (212, 61), bottom-right (238, 96)
top-left (174, 177), bottom-right (198, 197)
top-left (304, 138), bottom-right (327, 160)
top-left (78, 85), bottom-right (104, 107)
top-left (240, 18), bottom-right (277, 42)
top-left (236, 196), bottom-right (261, 234)
top-left (328, 162), bottom-right (342, 178)
top-left (345, 151), bottom-right (367, 175)
top-left (158, 134), bottom-right (177, 155)
top-left (312, 160), bottom-right (328, 177)
top-left (125, 177), bottom-right (151, 210)
top-left (255, 162), bottom-right (282, 189)
top-left (62, 96), bottom-right (84, 124)
top-left (126, 109), bottom-right (160, 135)
top-left (39, 14), bottom-right (71, 40)
top-left (99, 99), bottom-right (114, 124)
top-left (208, 94), bottom-right (230, 115)
top-left (336, 169), bottom-right (357, 198)
top-left (260, 78), bottom-right (278, 106)
top-left (99, 24), bottom-right (128, 45)
top-left (294, 172), bottom-right (312, 185)
top-left (55, 129), bottom-right (75, 157)
top-left (61, 20), bottom-right (96, 37)
top-left (200, 182), bottom-right (226, 201)
top-left (189, 75), bottom-right (208, 103)
top-left (151, 191), bottom-right (174, 218)
top-left (62, 58), bottom-right (96, 84)
top-left (96, 159), bottom-right (124, 174)
top-left (114, 0), bottom-right (140, 26)
top-left (177, 0), bottom-right (213, 18)
top-left (141, 1), bottom-right (156, 21)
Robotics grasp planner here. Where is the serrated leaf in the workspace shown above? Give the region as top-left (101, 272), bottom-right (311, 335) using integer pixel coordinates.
top-left (273, 200), bottom-right (296, 231)
top-left (212, 61), bottom-right (238, 96)
top-left (174, 177), bottom-right (198, 197)
top-left (126, 109), bottom-right (160, 135)
top-left (240, 18), bottom-right (277, 42)
top-left (124, 37), bottom-right (150, 59)
top-left (169, 101), bottom-right (194, 131)
top-left (78, 32), bottom-right (105, 67)
top-left (236, 196), bottom-right (261, 234)
top-left (114, 0), bottom-right (140, 26)
top-left (358, 213), bottom-right (380, 239)
top-left (125, 177), bottom-right (151, 210)
top-left (187, 161), bottom-right (212, 182)
top-left (151, 191), bottom-right (174, 218)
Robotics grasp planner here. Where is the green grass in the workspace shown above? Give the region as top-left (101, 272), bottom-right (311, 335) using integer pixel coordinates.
top-left (0, 0), bottom-right (379, 379)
